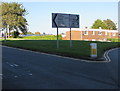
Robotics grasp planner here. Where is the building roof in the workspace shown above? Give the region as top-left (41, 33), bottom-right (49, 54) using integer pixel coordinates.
top-left (82, 29), bottom-right (118, 32)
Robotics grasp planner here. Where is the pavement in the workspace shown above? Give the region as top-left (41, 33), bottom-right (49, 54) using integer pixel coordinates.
top-left (2, 46), bottom-right (119, 89)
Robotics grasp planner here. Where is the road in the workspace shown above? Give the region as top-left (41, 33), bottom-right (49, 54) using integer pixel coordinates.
top-left (2, 46), bottom-right (119, 89)
top-left (0, 46), bottom-right (2, 90)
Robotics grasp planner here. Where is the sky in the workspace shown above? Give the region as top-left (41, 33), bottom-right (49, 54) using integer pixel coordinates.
top-left (3, 0), bottom-right (119, 34)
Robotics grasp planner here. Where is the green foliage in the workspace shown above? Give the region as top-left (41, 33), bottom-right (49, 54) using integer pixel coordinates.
top-left (91, 19), bottom-right (117, 30)
top-left (22, 35), bottom-right (62, 40)
top-left (35, 32), bottom-right (41, 35)
top-left (91, 19), bottom-right (108, 29)
top-left (104, 19), bottom-right (117, 30)
top-left (27, 31), bottom-right (33, 34)
top-left (107, 38), bottom-right (120, 42)
top-left (20, 31), bottom-right (33, 35)
top-left (0, 2), bottom-right (28, 34)
top-left (12, 31), bottom-right (20, 38)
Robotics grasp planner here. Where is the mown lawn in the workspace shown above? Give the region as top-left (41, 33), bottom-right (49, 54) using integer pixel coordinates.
top-left (0, 35), bottom-right (62, 40)
top-left (107, 38), bottom-right (120, 42)
top-left (2, 40), bottom-right (120, 61)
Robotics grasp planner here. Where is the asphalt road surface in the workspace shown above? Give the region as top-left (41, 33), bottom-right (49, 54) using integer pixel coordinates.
top-left (0, 46), bottom-right (2, 90)
top-left (2, 46), bottom-right (119, 89)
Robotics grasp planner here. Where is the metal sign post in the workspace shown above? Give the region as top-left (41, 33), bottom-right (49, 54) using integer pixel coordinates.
top-left (4, 28), bottom-right (7, 42)
top-left (57, 27), bottom-right (59, 48)
top-left (3, 21), bottom-right (7, 42)
top-left (70, 27), bottom-right (72, 48)
top-left (52, 13), bottom-right (79, 48)
top-left (69, 14), bottom-right (72, 48)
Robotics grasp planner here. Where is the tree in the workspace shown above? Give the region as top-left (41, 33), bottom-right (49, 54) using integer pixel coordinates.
top-left (27, 31), bottom-right (33, 34)
top-left (91, 19), bottom-right (108, 29)
top-left (20, 31), bottom-right (33, 35)
top-left (13, 31), bottom-right (20, 38)
top-left (103, 19), bottom-right (117, 30)
top-left (35, 32), bottom-right (41, 35)
top-left (0, 2), bottom-right (28, 38)
top-left (43, 32), bottom-right (45, 35)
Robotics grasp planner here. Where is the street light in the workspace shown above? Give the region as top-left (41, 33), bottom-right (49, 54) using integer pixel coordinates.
top-left (3, 20), bottom-right (7, 42)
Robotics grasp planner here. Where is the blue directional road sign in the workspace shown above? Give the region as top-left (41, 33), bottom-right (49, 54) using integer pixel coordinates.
top-left (52, 13), bottom-right (79, 28)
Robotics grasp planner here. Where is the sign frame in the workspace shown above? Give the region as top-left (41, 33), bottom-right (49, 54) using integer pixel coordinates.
top-left (52, 13), bottom-right (79, 28)
top-left (52, 13), bottom-right (80, 48)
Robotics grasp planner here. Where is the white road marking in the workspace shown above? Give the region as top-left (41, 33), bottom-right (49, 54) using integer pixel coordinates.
top-left (4, 61), bottom-right (32, 77)
top-left (14, 64), bottom-right (19, 67)
top-left (14, 75), bottom-right (18, 78)
top-left (6, 62), bottom-right (19, 67)
top-left (29, 73), bottom-right (33, 76)
top-left (104, 48), bottom-right (119, 62)
top-left (6, 62), bottom-right (14, 67)
top-left (3, 46), bottom-right (119, 63)
top-left (104, 51), bottom-right (111, 62)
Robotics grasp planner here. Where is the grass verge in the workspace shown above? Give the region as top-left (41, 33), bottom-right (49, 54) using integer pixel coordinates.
top-left (1, 40), bottom-right (120, 61)
top-left (20, 35), bottom-right (62, 40)
top-left (107, 38), bottom-right (120, 42)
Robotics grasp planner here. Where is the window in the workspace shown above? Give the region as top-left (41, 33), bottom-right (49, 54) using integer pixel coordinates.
top-left (92, 31), bottom-right (95, 35)
top-left (84, 31), bottom-right (88, 35)
top-left (98, 31), bottom-right (102, 35)
top-left (104, 39), bottom-right (106, 41)
top-left (112, 33), bottom-right (116, 36)
top-left (105, 31), bottom-right (108, 35)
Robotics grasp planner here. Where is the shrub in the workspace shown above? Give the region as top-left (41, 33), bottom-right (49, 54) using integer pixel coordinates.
top-left (107, 38), bottom-right (120, 42)
top-left (12, 31), bottom-right (20, 38)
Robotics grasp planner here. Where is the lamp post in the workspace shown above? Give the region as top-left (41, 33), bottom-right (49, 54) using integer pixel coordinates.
top-left (3, 20), bottom-right (7, 42)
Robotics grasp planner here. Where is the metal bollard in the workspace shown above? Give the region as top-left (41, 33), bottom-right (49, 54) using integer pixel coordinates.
top-left (90, 43), bottom-right (97, 58)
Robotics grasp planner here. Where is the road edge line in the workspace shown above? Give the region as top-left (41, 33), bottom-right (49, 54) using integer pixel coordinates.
top-left (104, 48), bottom-right (119, 62)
